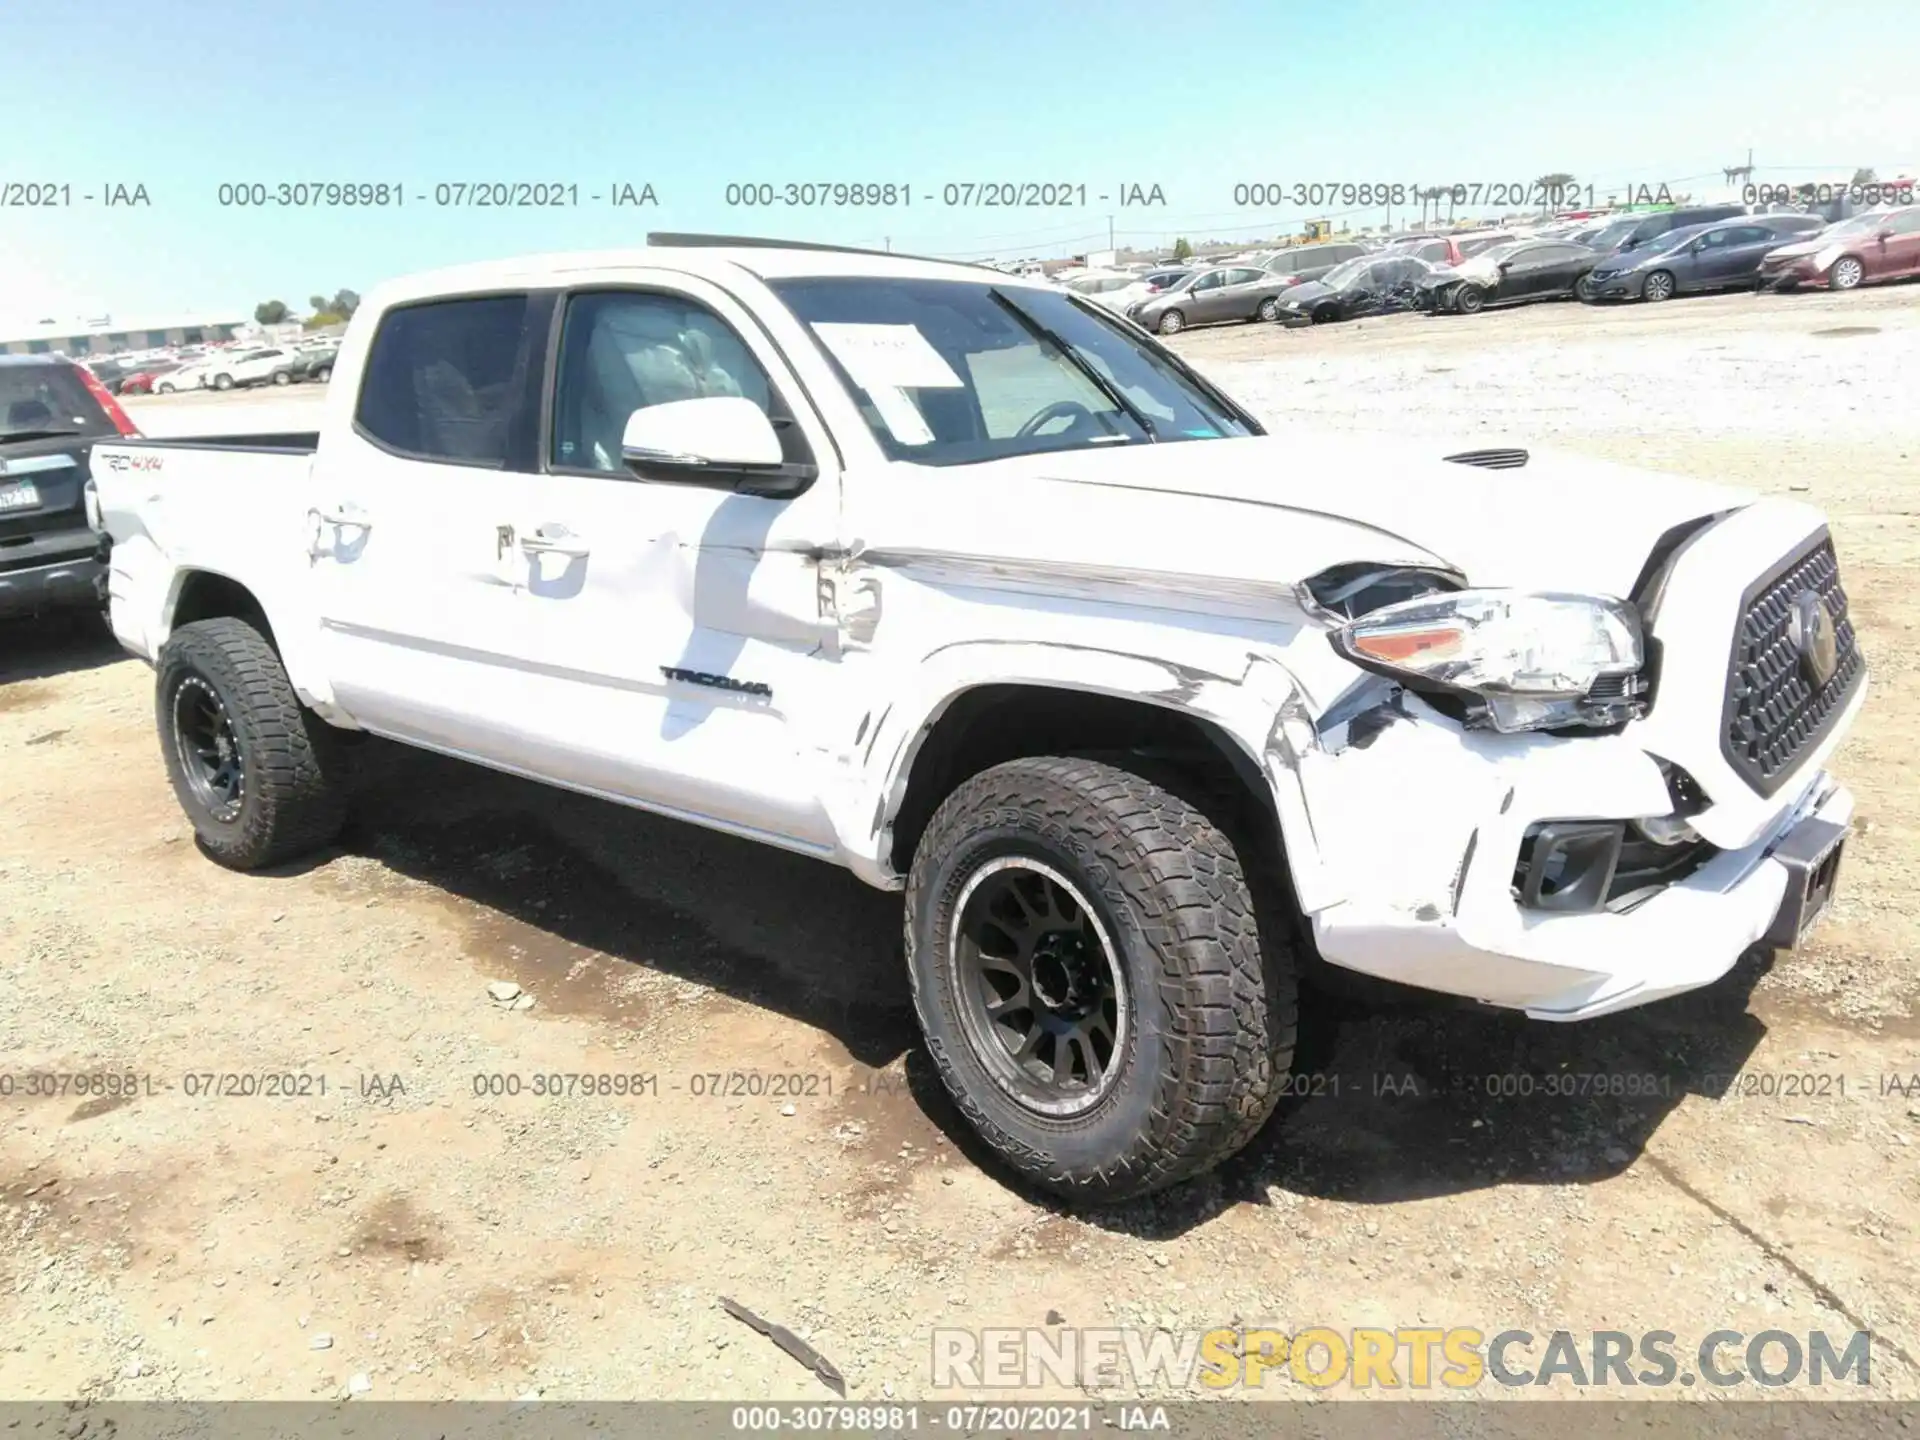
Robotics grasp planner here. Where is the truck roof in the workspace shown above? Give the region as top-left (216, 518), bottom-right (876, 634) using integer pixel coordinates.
top-left (369, 243), bottom-right (1037, 308)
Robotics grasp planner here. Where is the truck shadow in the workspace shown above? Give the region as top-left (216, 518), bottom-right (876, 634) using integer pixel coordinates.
top-left (337, 739), bottom-right (917, 1070)
top-left (336, 739), bottom-right (1773, 1233)
top-left (0, 614), bottom-right (126, 685)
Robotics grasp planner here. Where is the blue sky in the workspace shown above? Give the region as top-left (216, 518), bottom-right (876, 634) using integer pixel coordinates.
top-left (2, 0), bottom-right (1915, 327)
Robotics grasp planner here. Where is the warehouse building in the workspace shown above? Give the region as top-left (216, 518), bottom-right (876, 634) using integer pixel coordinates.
top-left (0, 314), bottom-right (249, 358)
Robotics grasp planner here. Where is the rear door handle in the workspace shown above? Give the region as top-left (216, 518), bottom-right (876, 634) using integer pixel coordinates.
top-left (520, 526), bottom-right (590, 559)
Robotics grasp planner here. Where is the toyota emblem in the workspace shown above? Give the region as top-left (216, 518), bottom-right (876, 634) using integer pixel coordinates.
top-left (1789, 589), bottom-right (1840, 688)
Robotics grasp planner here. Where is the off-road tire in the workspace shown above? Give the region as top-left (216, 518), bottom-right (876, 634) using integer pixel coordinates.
top-left (155, 617), bottom-right (347, 869)
top-left (905, 756), bottom-right (1297, 1202)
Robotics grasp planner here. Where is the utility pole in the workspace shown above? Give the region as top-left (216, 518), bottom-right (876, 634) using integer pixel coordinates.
top-left (884, 236), bottom-right (891, 252)
top-left (1108, 214), bottom-right (1114, 250)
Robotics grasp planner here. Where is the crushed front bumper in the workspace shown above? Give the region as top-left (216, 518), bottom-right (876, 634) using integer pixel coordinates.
top-left (1308, 760), bottom-right (1851, 1020)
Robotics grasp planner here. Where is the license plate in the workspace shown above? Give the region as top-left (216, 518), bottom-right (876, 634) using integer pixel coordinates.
top-left (0, 479), bottom-right (42, 512)
top-left (1765, 816), bottom-right (1848, 949)
top-left (1795, 835), bottom-right (1845, 942)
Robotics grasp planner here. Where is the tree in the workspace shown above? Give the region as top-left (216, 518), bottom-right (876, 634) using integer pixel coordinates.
top-left (1536, 172), bottom-right (1576, 215)
top-left (1850, 167), bottom-right (1877, 186)
top-left (331, 289), bottom-right (361, 318)
top-left (1171, 237), bottom-right (1192, 261)
top-left (254, 299), bottom-right (290, 325)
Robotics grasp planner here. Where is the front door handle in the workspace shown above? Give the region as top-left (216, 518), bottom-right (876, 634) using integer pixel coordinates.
top-left (520, 526), bottom-right (591, 559)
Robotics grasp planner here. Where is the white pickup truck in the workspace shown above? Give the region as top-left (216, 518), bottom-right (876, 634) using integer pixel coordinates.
top-left (89, 235), bottom-right (1868, 1201)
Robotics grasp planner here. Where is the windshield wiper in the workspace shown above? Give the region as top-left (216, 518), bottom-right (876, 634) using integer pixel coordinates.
top-left (988, 289), bottom-right (1158, 441)
top-left (0, 428), bottom-right (82, 443)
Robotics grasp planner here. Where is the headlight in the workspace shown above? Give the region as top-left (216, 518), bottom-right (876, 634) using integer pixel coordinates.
top-left (1328, 589), bottom-right (1645, 733)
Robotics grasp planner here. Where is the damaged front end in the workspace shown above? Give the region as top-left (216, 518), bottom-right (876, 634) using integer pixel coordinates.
top-left (1296, 562), bottom-right (1651, 735)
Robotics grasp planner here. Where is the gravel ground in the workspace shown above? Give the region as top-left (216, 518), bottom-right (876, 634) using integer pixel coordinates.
top-left (4, 284), bottom-right (1918, 1405)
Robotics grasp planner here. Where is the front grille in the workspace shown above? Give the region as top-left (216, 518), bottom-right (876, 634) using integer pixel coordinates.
top-left (1723, 534), bottom-right (1864, 795)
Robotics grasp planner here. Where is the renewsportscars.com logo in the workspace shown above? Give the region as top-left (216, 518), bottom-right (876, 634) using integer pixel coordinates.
top-left (930, 1327), bottom-right (1874, 1391)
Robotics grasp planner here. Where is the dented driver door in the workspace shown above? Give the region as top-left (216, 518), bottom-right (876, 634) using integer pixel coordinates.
top-left (483, 275), bottom-right (847, 855)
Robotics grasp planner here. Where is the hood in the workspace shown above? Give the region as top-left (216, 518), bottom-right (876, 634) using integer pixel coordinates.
top-left (848, 427), bottom-right (1755, 615)
top-left (1764, 233), bottom-right (1838, 260)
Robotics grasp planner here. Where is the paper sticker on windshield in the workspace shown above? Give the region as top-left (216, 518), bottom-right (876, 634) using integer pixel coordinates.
top-left (811, 323), bottom-right (963, 390)
top-left (864, 386), bottom-right (935, 446)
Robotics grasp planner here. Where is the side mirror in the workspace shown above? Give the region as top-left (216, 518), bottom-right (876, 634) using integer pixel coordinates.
top-left (620, 397), bottom-right (814, 497)
top-left (1877, 228), bottom-right (1896, 240)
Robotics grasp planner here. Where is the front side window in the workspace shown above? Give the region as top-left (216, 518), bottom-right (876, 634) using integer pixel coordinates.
top-left (767, 277), bottom-right (1257, 466)
top-left (550, 289), bottom-right (775, 472)
top-left (355, 294), bottom-right (532, 465)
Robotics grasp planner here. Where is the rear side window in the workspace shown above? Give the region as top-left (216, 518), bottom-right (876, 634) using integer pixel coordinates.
top-left (355, 295), bottom-right (533, 465)
top-left (0, 362), bottom-right (112, 440)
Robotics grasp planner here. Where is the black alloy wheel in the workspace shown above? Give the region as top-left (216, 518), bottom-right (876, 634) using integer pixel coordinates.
top-left (950, 856), bottom-right (1127, 1116)
top-left (169, 673), bottom-right (246, 823)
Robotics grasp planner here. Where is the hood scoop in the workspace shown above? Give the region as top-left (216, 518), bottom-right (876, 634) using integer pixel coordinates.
top-left (1443, 447), bottom-right (1529, 470)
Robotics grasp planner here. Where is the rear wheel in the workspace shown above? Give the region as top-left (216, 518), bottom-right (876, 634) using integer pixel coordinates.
top-left (1574, 273), bottom-right (1597, 302)
top-left (155, 617), bottom-right (347, 870)
top-left (1256, 296), bottom-right (1280, 322)
top-left (905, 756), bottom-right (1297, 1202)
top-left (1829, 256), bottom-right (1865, 290)
top-left (1641, 270), bottom-right (1676, 302)
top-left (1155, 309), bottom-right (1185, 335)
top-left (313, 365), bottom-right (332, 383)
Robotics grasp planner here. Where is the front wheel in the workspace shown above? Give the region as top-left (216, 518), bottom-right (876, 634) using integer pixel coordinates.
top-left (1256, 296), bottom-right (1280, 322)
top-left (1641, 270), bottom-right (1676, 302)
top-left (212, 373), bottom-right (233, 391)
top-left (272, 370), bottom-right (292, 386)
top-left (1829, 256), bottom-right (1865, 290)
top-left (1574, 273), bottom-right (1597, 302)
top-left (155, 617), bottom-right (348, 869)
top-left (1455, 284), bottom-right (1486, 315)
top-left (905, 756), bottom-right (1297, 1202)
top-left (1155, 309), bottom-right (1185, 335)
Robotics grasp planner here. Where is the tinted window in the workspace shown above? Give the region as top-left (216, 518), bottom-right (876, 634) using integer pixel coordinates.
top-left (1723, 225), bottom-right (1774, 245)
top-left (1887, 209), bottom-right (1920, 235)
top-left (355, 294), bottom-right (532, 465)
top-left (0, 362), bottom-right (113, 440)
top-left (766, 277), bottom-right (1256, 466)
top-left (1522, 244), bottom-right (1586, 263)
top-left (1224, 268), bottom-right (1266, 285)
top-left (1189, 271), bottom-right (1226, 291)
top-left (551, 290), bottom-right (776, 472)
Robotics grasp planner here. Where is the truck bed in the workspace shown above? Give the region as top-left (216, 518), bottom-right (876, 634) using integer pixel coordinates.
top-left (110, 431), bottom-right (320, 454)
top-left (90, 437), bottom-right (321, 662)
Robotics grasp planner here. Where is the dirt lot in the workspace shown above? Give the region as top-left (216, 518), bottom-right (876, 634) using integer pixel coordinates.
top-left (4, 288), bottom-right (1917, 1404)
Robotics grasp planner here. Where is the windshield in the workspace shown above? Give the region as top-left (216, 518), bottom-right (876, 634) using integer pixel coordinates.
top-left (1589, 220), bottom-right (1640, 250)
top-left (767, 277), bottom-right (1259, 466)
top-left (1319, 257), bottom-right (1372, 287)
top-left (1823, 211), bottom-right (1892, 237)
top-left (0, 363), bottom-right (111, 441)
top-left (1471, 241), bottom-right (1532, 265)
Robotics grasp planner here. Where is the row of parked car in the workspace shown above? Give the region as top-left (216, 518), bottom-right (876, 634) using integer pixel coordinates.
top-left (1064, 201), bottom-right (1920, 334)
top-left (89, 339), bottom-right (341, 396)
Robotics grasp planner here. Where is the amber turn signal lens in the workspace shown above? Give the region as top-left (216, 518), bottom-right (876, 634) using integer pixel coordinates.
top-left (1350, 625), bottom-right (1464, 665)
